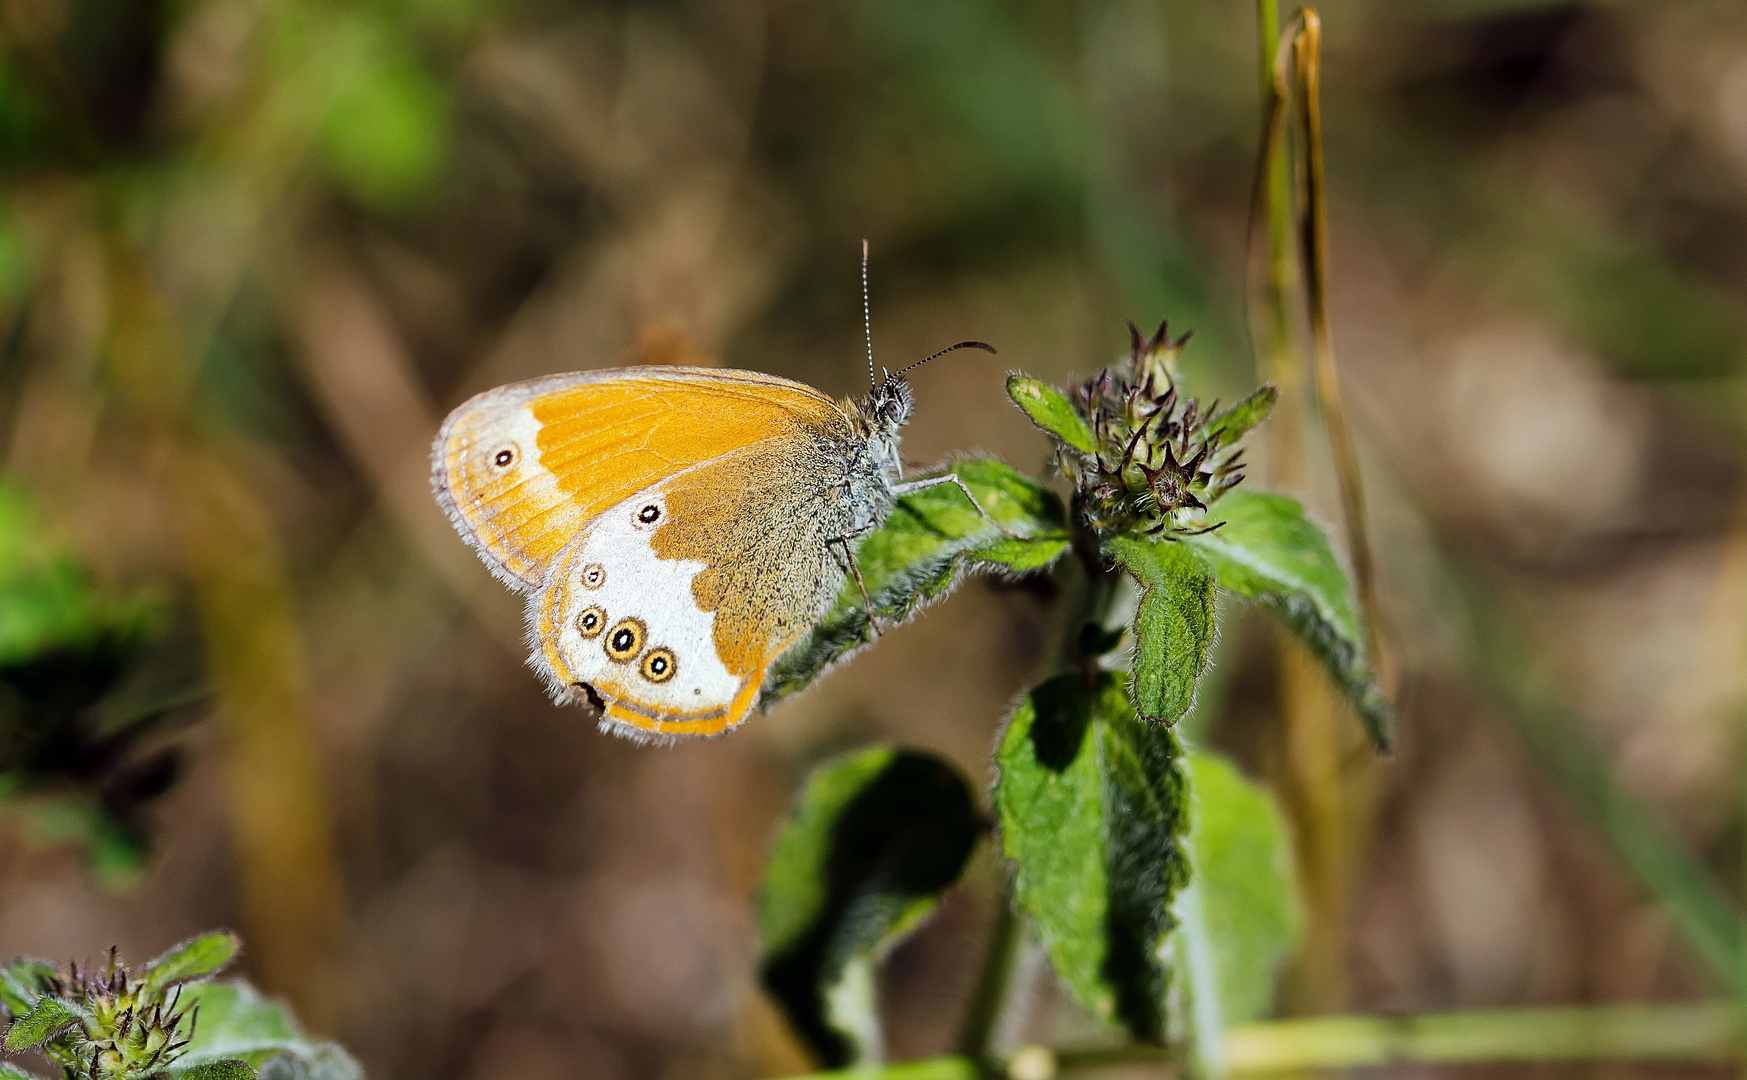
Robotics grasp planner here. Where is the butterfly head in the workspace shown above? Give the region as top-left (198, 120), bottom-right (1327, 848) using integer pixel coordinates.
top-left (851, 339), bottom-right (996, 453)
top-left (858, 375), bottom-right (915, 442)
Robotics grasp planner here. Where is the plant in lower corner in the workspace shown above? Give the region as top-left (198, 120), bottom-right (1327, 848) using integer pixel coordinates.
top-left (0, 933), bottom-right (359, 1080)
top-left (753, 323), bottom-right (1389, 1076)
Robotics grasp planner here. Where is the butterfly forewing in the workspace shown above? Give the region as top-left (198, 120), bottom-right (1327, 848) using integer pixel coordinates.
top-left (433, 367), bottom-right (844, 588)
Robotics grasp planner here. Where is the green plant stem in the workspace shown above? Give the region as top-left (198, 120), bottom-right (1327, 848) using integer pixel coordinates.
top-left (1222, 1002), bottom-right (1739, 1069)
top-left (956, 895), bottom-right (1021, 1068)
top-left (778, 1057), bottom-right (980, 1080)
top-left (1289, 10), bottom-right (1393, 723)
top-left (778, 1002), bottom-right (1740, 1079)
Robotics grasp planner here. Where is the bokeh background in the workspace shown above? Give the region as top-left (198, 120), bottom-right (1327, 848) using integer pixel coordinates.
top-left (2, 0), bottom-right (1747, 1076)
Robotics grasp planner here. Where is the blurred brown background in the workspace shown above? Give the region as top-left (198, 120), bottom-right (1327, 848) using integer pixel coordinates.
top-left (2, 0), bottom-right (1747, 1076)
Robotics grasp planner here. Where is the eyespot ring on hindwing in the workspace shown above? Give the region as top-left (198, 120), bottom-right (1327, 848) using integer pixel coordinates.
top-left (576, 606), bottom-right (606, 639)
top-left (640, 647), bottom-right (677, 684)
top-left (581, 563), bottom-right (606, 589)
top-left (492, 445), bottom-right (518, 469)
top-left (604, 617), bottom-right (646, 663)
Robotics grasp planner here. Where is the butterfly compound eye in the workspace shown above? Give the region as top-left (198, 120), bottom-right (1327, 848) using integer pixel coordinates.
top-left (493, 446), bottom-right (517, 468)
top-left (640, 647), bottom-right (677, 684)
top-left (604, 617), bottom-right (645, 662)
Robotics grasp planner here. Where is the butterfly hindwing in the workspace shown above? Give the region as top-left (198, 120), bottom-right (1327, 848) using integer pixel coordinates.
top-left (432, 367), bottom-right (847, 590)
top-left (535, 438), bottom-right (868, 739)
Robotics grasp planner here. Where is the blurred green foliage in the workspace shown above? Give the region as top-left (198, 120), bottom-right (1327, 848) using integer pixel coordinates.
top-left (0, 486), bottom-right (195, 882)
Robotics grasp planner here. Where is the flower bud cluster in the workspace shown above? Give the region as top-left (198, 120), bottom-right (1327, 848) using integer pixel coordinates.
top-left (1065, 321), bottom-right (1251, 536)
top-left (19, 949), bottom-right (196, 1079)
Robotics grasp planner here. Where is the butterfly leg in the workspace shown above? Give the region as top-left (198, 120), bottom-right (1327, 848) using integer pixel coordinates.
top-left (890, 473), bottom-right (1031, 539)
top-left (829, 529), bottom-right (882, 641)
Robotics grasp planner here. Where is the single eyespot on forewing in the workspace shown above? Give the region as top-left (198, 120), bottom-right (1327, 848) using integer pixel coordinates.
top-left (432, 366), bottom-right (847, 590)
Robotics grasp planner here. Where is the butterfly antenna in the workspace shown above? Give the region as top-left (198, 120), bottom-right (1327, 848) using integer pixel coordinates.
top-left (892, 340), bottom-right (997, 380)
top-left (862, 239), bottom-right (876, 389)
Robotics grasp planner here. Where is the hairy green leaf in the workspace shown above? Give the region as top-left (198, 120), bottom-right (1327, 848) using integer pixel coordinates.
top-left (144, 933), bottom-right (241, 996)
top-left (758, 747), bottom-right (980, 1068)
top-left (1178, 751), bottom-right (1299, 1075)
top-left (1186, 490), bottom-right (1391, 748)
top-left (0, 960), bottom-right (52, 1016)
top-left (2, 997), bottom-right (80, 1050)
top-left (168, 983), bottom-right (361, 1080)
top-left (1203, 385), bottom-right (1278, 449)
top-left (1006, 375), bottom-right (1097, 452)
top-left (1109, 537), bottom-right (1215, 725)
top-left (994, 674), bottom-right (1189, 1043)
top-left (178, 1061), bottom-right (257, 1080)
top-left (762, 460), bottom-right (1070, 705)
top-left (0, 1062), bottom-right (39, 1080)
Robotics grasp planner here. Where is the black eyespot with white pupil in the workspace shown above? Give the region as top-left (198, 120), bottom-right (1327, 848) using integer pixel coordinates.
top-left (637, 505), bottom-right (661, 524)
top-left (604, 618), bottom-right (645, 662)
top-left (576, 606), bottom-right (605, 638)
top-left (493, 447), bottom-right (517, 468)
top-left (641, 647), bottom-right (677, 684)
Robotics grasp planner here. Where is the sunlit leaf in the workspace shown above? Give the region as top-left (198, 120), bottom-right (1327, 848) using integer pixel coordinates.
top-left (1007, 375), bottom-right (1096, 452)
top-left (1177, 751), bottom-right (1299, 1075)
top-left (762, 460), bottom-right (1070, 705)
top-left (1109, 536), bottom-right (1215, 725)
top-left (994, 673), bottom-right (1188, 1042)
top-left (144, 933), bottom-right (242, 996)
top-left (758, 747), bottom-right (980, 1068)
top-left (2, 997), bottom-right (81, 1050)
top-left (1186, 490), bottom-right (1391, 748)
top-left (1203, 385), bottom-right (1277, 450)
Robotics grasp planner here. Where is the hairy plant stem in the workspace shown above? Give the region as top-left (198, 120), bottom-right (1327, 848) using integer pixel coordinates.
top-left (953, 520), bottom-right (1123, 1072)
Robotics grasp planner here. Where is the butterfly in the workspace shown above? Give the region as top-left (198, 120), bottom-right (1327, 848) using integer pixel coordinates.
top-left (431, 287), bottom-right (1017, 742)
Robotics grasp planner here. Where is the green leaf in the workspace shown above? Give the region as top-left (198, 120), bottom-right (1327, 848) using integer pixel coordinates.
top-left (1185, 489), bottom-right (1392, 749)
top-left (0, 960), bottom-right (52, 1015)
top-left (1178, 751), bottom-right (1299, 1075)
top-left (1203, 385), bottom-right (1277, 449)
top-left (994, 673), bottom-right (1189, 1043)
top-left (762, 460), bottom-right (1070, 705)
top-left (143, 932), bottom-right (242, 995)
top-left (167, 983), bottom-right (361, 1080)
top-left (758, 747), bottom-right (981, 1068)
top-left (0, 1062), bottom-right (40, 1080)
top-left (2, 997), bottom-right (80, 1050)
top-left (1006, 375), bottom-right (1097, 453)
top-left (1109, 537), bottom-right (1216, 725)
top-left (178, 1061), bottom-right (257, 1080)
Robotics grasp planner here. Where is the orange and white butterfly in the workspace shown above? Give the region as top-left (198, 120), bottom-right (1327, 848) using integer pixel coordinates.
top-left (431, 341), bottom-right (1012, 742)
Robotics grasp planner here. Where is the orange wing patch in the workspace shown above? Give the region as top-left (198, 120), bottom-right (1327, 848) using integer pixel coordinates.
top-left (433, 367), bottom-right (845, 589)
